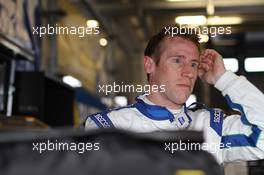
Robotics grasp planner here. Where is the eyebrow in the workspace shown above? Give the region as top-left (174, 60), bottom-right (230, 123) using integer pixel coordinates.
top-left (170, 55), bottom-right (200, 63)
top-left (191, 59), bottom-right (200, 63)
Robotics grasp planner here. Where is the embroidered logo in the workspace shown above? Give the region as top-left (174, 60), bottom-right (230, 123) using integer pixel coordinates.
top-left (213, 110), bottom-right (221, 123)
top-left (178, 116), bottom-right (185, 125)
top-left (94, 114), bottom-right (111, 128)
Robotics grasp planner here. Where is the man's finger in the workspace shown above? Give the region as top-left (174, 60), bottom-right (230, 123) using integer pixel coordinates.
top-left (198, 67), bottom-right (205, 78)
top-left (204, 49), bottom-right (221, 61)
top-left (200, 58), bottom-right (213, 66)
top-left (199, 63), bottom-right (210, 72)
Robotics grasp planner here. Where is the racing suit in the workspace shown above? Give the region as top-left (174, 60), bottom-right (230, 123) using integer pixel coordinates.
top-left (85, 71), bottom-right (264, 163)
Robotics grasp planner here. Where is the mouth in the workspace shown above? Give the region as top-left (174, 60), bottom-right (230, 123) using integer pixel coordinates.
top-left (177, 84), bottom-right (191, 88)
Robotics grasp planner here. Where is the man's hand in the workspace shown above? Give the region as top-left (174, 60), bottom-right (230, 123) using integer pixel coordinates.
top-left (198, 49), bottom-right (226, 85)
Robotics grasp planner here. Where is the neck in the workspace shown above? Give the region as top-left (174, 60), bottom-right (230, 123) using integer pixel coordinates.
top-left (146, 92), bottom-right (183, 110)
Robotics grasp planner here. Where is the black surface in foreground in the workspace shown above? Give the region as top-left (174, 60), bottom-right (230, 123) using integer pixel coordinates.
top-left (0, 128), bottom-right (223, 175)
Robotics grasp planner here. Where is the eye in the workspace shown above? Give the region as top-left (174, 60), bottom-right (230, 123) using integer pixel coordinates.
top-left (191, 62), bottom-right (198, 68)
top-left (174, 56), bottom-right (182, 63)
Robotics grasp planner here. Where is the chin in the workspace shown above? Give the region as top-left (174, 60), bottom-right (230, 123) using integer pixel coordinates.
top-left (177, 94), bottom-right (190, 105)
top-left (166, 90), bottom-right (190, 105)
top-left (168, 95), bottom-right (188, 106)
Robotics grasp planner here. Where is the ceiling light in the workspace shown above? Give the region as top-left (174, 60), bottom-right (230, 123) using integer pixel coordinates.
top-left (167, 0), bottom-right (197, 1)
top-left (199, 34), bottom-right (209, 43)
top-left (223, 58), bottom-right (239, 72)
top-left (206, 0), bottom-right (215, 15)
top-left (175, 15), bottom-right (242, 26)
top-left (86, 20), bottom-right (99, 28)
top-left (207, 16), bottom-right (242, 25)
top-left (101, 97), bottom-right (113, 106)
top-left (245, 57), bottom-right (264, 72)
top-left (99, 38), bottom-right (108, 47)
top-left (114, 96), bottom-right (128, 107)
top-left (175, 16), bottom-right (207, 25)
top-left (63, 75), bottom-right (82, 88)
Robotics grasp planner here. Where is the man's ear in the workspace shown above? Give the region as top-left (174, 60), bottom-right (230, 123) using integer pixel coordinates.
top-left (144, 56), bottom-right (155, 74)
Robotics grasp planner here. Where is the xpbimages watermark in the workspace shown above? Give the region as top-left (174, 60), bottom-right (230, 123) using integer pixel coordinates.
top-left (32, 140), bottom-right (100, 154)
top-left (98, 82), bottom-right (166, 95)
top-left (32, 23), bottom-right (100, 37)
top-left (164, 25), bottom-right (232, 37)
top-left (164, 140), bottom-right (231, 154)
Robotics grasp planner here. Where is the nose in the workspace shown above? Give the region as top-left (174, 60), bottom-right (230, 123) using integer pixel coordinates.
top-left (182, 64), bottom-right (195, 79)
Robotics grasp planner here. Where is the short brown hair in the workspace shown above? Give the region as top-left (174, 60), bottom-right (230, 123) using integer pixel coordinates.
top-left (144, 26), bottom-right (201, 81)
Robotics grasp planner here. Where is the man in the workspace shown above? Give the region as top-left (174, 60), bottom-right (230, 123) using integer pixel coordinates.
top-left (85, 27), bottom-right (264, 164)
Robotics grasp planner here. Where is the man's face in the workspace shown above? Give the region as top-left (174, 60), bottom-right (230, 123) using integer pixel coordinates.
top-left (149, 36), bottom-right (200, 105)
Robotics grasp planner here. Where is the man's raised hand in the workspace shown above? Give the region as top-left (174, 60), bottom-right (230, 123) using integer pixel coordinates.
top-left (198, 49), bottom-right (226, 85)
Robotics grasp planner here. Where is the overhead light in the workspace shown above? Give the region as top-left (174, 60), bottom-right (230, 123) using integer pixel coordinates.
top-left (167, 0), bottom-right (183, 1)
top-left (207, 16), bottom-right (242, 25)
top-left (175, 16), bottom-right (207, 25)
top-left (186, 94), bottom-right (197, 107)
top-left (114, 96), bottom-right (128, 107)
top-left (167, 0), bottom-right (197, 1)
top-left (245, 57), bottom-right (264, 72)
top-left (86, 20), bottom-right (99, 28)
top-left (206, 0), bottom-right (215, 16)
top-left (99, 38), bottom-right (108, 47)
top-left (101, 97), bottom-right (113, 107)
top-left (199, 34), bottom-right (209, 43)
top-left (63, 75), bottom-right (82, 88)
top-left (175, 15), bottom-right (242, 26)
top-left (223, 58), bottom-right (239, 72)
